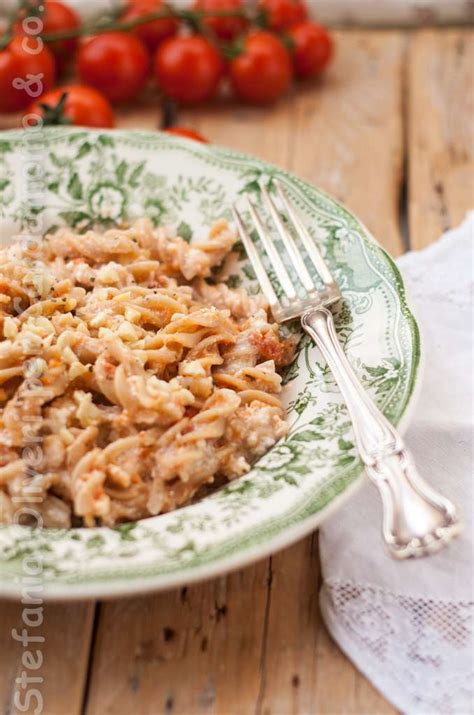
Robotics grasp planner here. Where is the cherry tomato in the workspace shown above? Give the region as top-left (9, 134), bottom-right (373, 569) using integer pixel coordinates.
top-left (193, 0), bottom-right (248, 41)
top-left (40, 1), bottom-right (81, 68)
top-left (77, 32), bottom-right (150, 103)
top-left (229, 31), bottom-right (292, 104)
top-left (154, 36), bottom-right (223, 105)
top-left (27, 85), bottom-right (115, 128)
top-left (258, 0), bottom-right (307, 31)
top-left (121, 0), bottom-right (179, 53)
top-left (0, 36), bottom-right (56, 113)
top-left (164, 127), bottom-right (209, 142)
top-left (14, 1), bottom-right (80, 70)
top-left (288, 22), bottom-right (333, 78)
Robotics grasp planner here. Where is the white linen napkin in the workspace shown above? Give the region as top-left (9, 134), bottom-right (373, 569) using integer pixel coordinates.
top-left (319, 213), bottom-right (474, 715)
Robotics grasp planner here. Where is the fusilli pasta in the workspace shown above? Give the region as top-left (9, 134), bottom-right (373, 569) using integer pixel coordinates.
top-left (0, 218), bottom-right (295, 527)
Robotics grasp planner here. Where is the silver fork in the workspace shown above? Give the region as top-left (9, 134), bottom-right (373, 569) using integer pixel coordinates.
top-left (233, 178), bottom-right (461, 559)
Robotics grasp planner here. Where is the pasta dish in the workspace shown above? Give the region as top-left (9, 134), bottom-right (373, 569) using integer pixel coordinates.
top-left (0, 219), bottom-right (295, 528)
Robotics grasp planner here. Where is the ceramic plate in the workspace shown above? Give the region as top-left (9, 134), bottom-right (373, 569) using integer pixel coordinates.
top-left (0, 128), bottom-right (420, 600)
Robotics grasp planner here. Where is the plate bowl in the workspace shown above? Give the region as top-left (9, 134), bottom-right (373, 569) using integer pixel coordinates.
top-left (0, 128), bottom-right (420, 600)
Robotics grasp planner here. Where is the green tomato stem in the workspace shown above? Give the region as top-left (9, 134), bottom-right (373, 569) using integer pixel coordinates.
top-left (39, 9), bottom-right (250, 43)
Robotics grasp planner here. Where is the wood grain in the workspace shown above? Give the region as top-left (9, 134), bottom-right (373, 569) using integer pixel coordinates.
top-left (114, 94), bottom-right (161, 132)
top-left (85, 562), bottom-right (273, 715)
top-left (288, 30), bottom-right (407, 257)
top-left (0, 600), bottom-right (95, 715)
top-left (408, 29), bottom-right (474, 248)
top-left (0, 113), bottom-right (19, 131)
top-left (180, 97), bottom-right (295, 166)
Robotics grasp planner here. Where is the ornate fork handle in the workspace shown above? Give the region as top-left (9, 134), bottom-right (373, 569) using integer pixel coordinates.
top-left (302, 307), bottom-right (461, 559)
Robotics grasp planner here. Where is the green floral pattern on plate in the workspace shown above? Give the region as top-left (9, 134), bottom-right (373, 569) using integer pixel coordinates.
top-left (0, 129), bottom-right (420, 599)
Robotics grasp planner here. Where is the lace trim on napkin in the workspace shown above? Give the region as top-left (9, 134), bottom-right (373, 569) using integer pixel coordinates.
top-left (321, 579), bottom-right (474, 714)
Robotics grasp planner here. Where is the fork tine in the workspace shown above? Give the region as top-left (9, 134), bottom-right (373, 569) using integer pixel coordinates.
top-left (245, 196), bottom-right (298, 301)
top-left (232, 206), bottom-right (280, 311)
top-left (260, 183), bottom-right (315, 293)
top-left (274, 178), bottom-right (336, 289)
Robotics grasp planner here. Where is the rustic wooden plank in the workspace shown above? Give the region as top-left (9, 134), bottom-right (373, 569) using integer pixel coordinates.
top-left (85, 562), bottom-right (272, 715)
top-left (114, 94), bottom-right (161, 131)
top-left (288, 30), bottom-right (407, 257)
top-left (0, 113), bottom-right (18, 130)
top-left (254, 536), bottom-right (320, 715)
top-left (0, 600), bottom-right (95, 715)
top-left (408, 29), bottom-right (474, 249)
top-left (86, 29), bottom-right (404, 715)
top-left (179, 96), bottom-right (295, 166)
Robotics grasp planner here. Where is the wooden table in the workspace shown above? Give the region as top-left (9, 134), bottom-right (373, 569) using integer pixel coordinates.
top-left (1, 27), bottom-right (473, 715)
